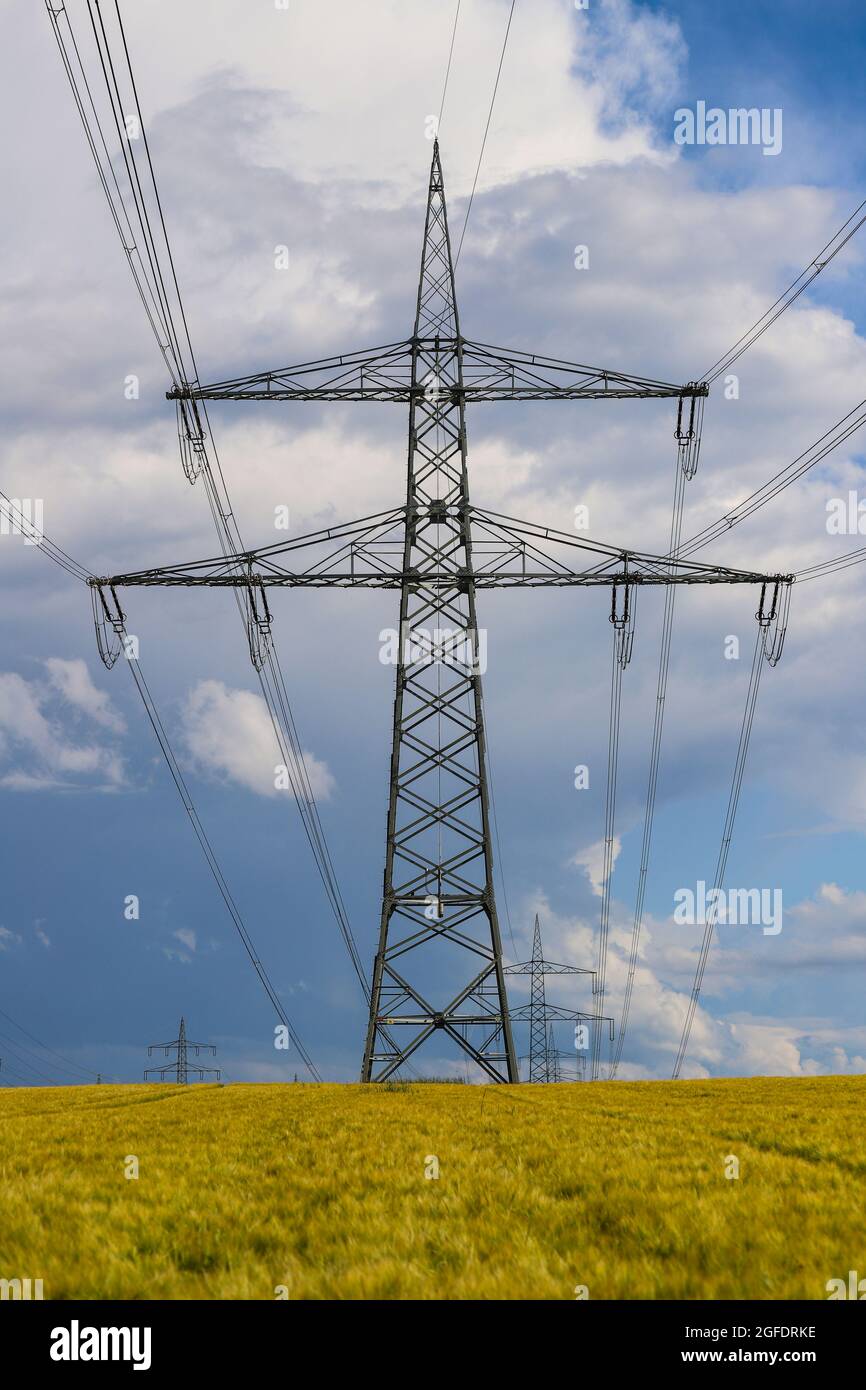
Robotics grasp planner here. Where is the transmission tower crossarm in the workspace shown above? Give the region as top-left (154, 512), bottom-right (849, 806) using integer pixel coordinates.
top-left (144, 1017), bottom-right (219, 1084)
top-left (93, 565), bottom-right (789, 591)
top-left (90, 506), bottom-right (793, 592)
top-left (505, 960), bottom-right (595, 975)
top-left (167, 341), bottom-right (707, 405)
top-left (510, 1003), bottom-right (613, 1025)
top-left (458, 341), bottom-right (708, 400)
top-left (166, 341), bottom-right (417, 402)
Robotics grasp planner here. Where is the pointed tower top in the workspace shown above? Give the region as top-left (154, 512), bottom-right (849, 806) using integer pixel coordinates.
top-left (414, 138), bottom-right (458, 339)
top-left (531, 914), bottom-right (543, 963)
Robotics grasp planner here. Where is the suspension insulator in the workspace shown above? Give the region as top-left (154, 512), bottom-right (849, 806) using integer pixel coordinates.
top-left (176, 397), bottom-right (207, 484)
top-left (755, 579), bottom-right (779, 626)
top-left (675, 390), bottom-right (696, 446)
top-left (610, 579), bottom-right (630, 629)
top-left (756, 579), bottom-right (792, 667)
top-left (245, 575), bottom-right (273, 672)
top-left (91, 583), bottom-right (126, 670)
top-left (610, 580), bottom-right (637, 667)
top-left (676, 385), bottom-right (706, 479)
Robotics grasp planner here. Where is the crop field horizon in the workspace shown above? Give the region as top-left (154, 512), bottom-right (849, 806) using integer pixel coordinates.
top-left (1, 1075), bottom-right (863, 1301)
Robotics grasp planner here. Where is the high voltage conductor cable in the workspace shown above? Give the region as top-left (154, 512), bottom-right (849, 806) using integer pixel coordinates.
top-left (87, 2), bottom-right (188, 384)
top-left (672, 629), bottom-right (765, 1079)
top-left (95, 0), bottom-right (384, 1060)
top-left (0, 1069), bottom-right (36, 1087)
top-left (57, 2), bottom-right (371, 1011)
top-left (0, 1006), bottom-right (105, 1081)
top-left (109, 0), bottom-right (244, 528)
top-left (264, 649), bottom-right (421, 1076)
top-left (591, 590), bottom-right (633, 1080)
top-left (102, 0), bottom-right (254, 530)
top-left (0, 1030), bottom-right (106, 1085)
top-left (680, 198), bottom-right (866, 559)
top-left (610, 457), bottom-right (687, 1079)
top-left (196, 417), bottom-right (372, 1006)
top-left (437, 0), bottom-right (461, 133)
top-left (105, 2), bottom-right (360, 977)
top-left (124, 653), bottom-right (323, 1081)
top-left (454, 0), bottom-right (516, 269)
top-left (675, 395), bottom-right (866, 560)
top-left (0, 1035), bottom-right (66, 1085)
top-left (700, 194), bottom-right (866, 384)
top-left (0, 497), bottom-right (322, 1082)
top-left (45, 4), bottom-right (184, 387)
top-left (259, 652), bottom-right (370, 1001)
top-left (795, 542), bottom-right (866, 582)
top-left (110, 0), bottom-right (202, 383)
top-left (0, 492), bottom-right (90, 584)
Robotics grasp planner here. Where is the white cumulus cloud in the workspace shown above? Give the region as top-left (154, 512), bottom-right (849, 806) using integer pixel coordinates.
top-left (182, 678), bottom-right (335, 800)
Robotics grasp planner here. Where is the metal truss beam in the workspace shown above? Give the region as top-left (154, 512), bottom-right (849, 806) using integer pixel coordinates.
top-left (167, 340), bottom-right (706, 403)
top-left (94, 505), bottom-right (791, 592)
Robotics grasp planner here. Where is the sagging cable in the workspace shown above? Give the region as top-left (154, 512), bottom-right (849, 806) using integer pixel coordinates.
top-left (591, 598), bottom-right (630, 1079)
top-left (671, 593), bottom-right (787, 1079)
top-left (610, 459), bottom-right (690, 1078)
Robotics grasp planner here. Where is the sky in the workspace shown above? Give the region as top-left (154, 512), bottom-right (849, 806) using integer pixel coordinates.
top-left (2, 0), bottom-right (866, 1084)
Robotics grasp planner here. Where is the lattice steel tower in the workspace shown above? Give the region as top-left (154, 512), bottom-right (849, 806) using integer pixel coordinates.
top-left (145, 1017), bottom-right (220, 1084)
top-left (95, 141), bottom-right (790, 1084)
top-left (360, 145), bottom-right (516, 1082)
top-left (504, 914), bottom-right (600, 1081)
top-left (527, 916), bottom-right (553, 1081)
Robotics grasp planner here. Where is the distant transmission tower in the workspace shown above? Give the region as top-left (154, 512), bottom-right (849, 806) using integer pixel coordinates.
top-left (505, 915), bottom-right (610, 1080)
top-left (546, 1024), bottom-right (561, 1083)
top-left (546, 1022), bottom-right (588, 1082)
top-left (144, 1017), bottom-right (220, 1084)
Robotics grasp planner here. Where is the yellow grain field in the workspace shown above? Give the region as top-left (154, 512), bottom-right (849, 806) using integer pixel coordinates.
top-left (1, 1075), bottom-right (863, 1300)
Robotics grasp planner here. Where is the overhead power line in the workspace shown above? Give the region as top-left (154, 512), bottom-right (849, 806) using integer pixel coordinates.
top-left (0, 1005), bottom-right (105, 1081)
top-left (591, 597), bottom-right (633, 1080)
top-left (795, 542), bottom-right (866, 583)
top-left (49, 0), bottom-right (379, 1055)
top-left (675, 395), bottom-right (866, 561)
top-left (2, 494), bottom-right (322, 1081)
top-left (671, 621), bottom-right (784, 1078)
top-left (0, 492), bottom-right (90, 584)
top-left (454, 0), bottom-right (516, 268)
top-left (125, 651), bottom-right (323, 1081)
top-left (701, 194), bottom-right (866, 385)
top-left (437, 0), bottom-right (461, 133)
top-left (610, 456), bottom-right (688, 1078)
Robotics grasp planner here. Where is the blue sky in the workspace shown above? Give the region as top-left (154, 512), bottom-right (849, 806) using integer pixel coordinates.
top-left (2, 0), bottom-right (866, 1084)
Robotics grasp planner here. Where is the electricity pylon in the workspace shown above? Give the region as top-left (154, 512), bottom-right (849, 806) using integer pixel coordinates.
top-left (547, 1024), bottom-right (561, 1083)
top-left (546, 1025), bottom-right (589, 1082)
top-left (144, 1017), bottom-right (219, 1084)
top-left (504, 914), bottom-right (608, 1081)
top-left (93, 142), bottom-right (792, 1083)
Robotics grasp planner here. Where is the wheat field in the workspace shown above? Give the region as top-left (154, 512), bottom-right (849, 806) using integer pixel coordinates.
top-left (1, 1075), bottom-right (863, 1300)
